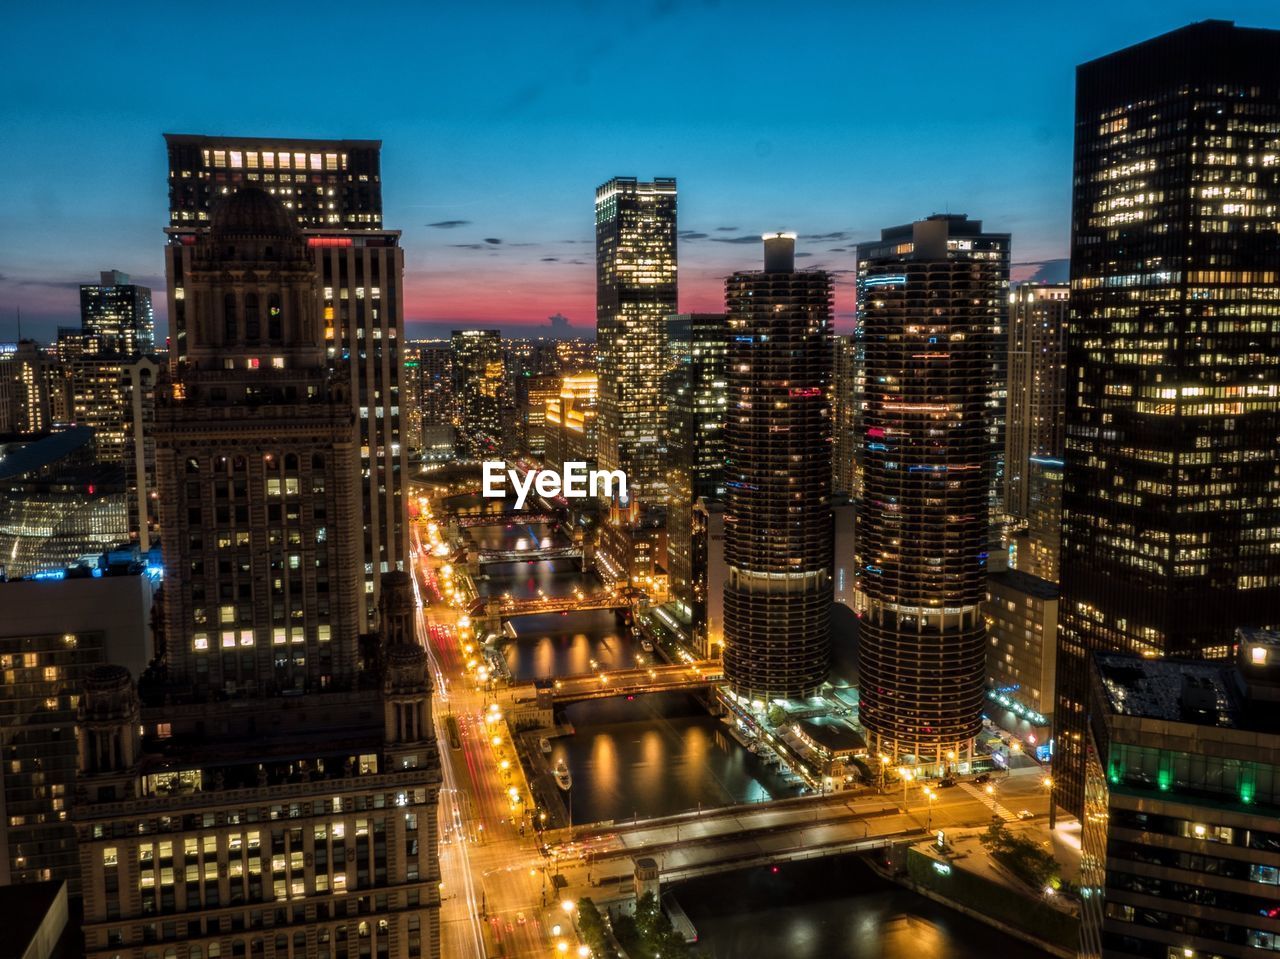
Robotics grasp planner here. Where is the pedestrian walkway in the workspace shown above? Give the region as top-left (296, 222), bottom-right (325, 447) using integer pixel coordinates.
top-left (958, 781), bottom-right (1018, 822)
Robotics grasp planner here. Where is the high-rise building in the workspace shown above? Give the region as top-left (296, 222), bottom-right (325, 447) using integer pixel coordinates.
top-left (665, 313), bottom-right (727, 638)
top-left (0, 572), bottom-right (154, 889)
top-left (1079, 633), bottom-right (1280, 959)
top-left (84, 191), bottom-right (442, 959)
top-left (78, 271), bottom-right (155, 357)
top-left (544, 373), bottom-right (598, 469)
top-left (0, 341), bottom-right (55, 436)
top-left (1055, 21), bottom-right (1280, 816)
top-left (832, 334), bottom-right (858, 496)
top-left (519, 373), bottom-right (562, 459)
top-left (153, 189), bottom-right (364, 693)
top-left (983, 568), bottom-right (1058, 723)
top-left (164, 134), bottom-right (407, 630)
top-left (854, 214), bottom-right (1005, 765)
top-left (595, 177), bottom-right (677, 504)
top-left (1004, 283), bottom-right (1068, 519)
top-left (1021, 455), bottom-right (1063, 583)
top-left (450, 330), bottom-right (503, 456)
top-left (723, 234), bottom-right (833, 700)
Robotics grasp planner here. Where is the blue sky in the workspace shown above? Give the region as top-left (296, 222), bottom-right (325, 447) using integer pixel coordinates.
top-left (2, 1), bottom-right (1278, 341)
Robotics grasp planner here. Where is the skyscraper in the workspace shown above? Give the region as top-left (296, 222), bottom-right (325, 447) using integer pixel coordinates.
top-left (75, 191), bottom-right (442, 959)
top-left (78, 271), bottom-right (155, 356)
top-left (163, 134), bottom-right (407, 630)
top-left (832, 334), bottom-right (858, 497)
top-left (595, 177), bottom-right (677, 503)
top-left (723, 234), bottom-right (833, 700)
top-left (154, 188), bottom-right (364, 692)
top-left (1054, 21), bottom-right (1280, 816)
top-left (665, 313), bottom-right (728, 647)
top-left (450, 329), bottom-right (503, 456)
top-left (1004, 283), bottom-right (1068, 519)
top-left (855, 214), bottom-right (1005, 765)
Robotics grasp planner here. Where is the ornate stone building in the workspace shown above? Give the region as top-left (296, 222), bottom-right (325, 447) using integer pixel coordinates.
top-left (71, 192), bottom-right (440, 958)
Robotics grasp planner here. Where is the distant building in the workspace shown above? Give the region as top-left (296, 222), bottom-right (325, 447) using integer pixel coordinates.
top-left (450, 330), bottom-right (504, 456)
top-left (831, 334), bottom-right (858, 497)
top-left (544, 373), bottom-right (598, 476)
top-left (595, 177), bottom-right (677, 505)
top-left (0, 572), bottom-right (154, 890)
top-left (78, 270), bottom-right (155, 357)
top-left (1080, 632), bottom-right (1280, 959)
top-left (1021, 456), bottom-right (1062, 583)
top-left (723, 234), bottom-right (833, 700)
top-left (0, 341), bottom-right (56, 437)
top-left (1004, 283), bottom-right (1067, 520)
top-left (692, 497), bottom-right (726, 660)
top-left (0, 427), bottom-right (127, 580)
top-left (518, 373), bottom-right (562, 459)
top-left (1055, 21), bottom-right (1280, 816)
top-left (665, 313), bottom-right (727, 633)
top-left (983, 568), bottom-right (1058, 723)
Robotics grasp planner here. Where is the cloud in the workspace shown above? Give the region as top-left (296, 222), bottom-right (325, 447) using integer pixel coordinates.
top-left (566, 259), bottom-right (587, 265)
top-left (1024, 258), bottom-right (1070, 283)
top-left (679, 230), bottom-right (708, 240)
top-left (451, 243), bottom-right (485, 250)
top-left (710, 234), bottom-right (762, 245)
top-left (795, 252), bottom-right (813, 258)
top-left (828, 247), bottom-right (847, 253)
top-left (541, 257), bottom-right (560, 262)
top-left (802, 231), bottom-right (849, 241)
top-left (483, 238), bottom-right (502, 245)
top-left (427, 219), bottom-right (471, 229)
top-left (715, 226), bottom-right (738, 232)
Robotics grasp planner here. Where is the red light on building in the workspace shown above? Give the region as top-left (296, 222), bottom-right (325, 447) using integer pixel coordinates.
top-left (307, 237), bottom-right (354, 248)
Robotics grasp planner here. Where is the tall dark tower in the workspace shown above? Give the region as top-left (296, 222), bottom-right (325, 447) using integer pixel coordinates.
top-left (855, 215), bottom-right (1006, 767)
top-left (723, 234), bottom-right (833, 700)
top-left (1055, 20), bottom-right (1280, 816)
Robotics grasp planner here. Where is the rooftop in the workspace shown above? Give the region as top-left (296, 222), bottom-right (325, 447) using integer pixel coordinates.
top-left (988, 568), bottom-right (1058, 601)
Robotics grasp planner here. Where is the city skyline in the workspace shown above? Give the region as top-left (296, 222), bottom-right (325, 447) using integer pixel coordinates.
top-left (6, 3), bottom-right (1280, 344)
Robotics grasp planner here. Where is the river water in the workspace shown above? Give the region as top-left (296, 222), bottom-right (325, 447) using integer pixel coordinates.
top-left (673, 853), bottom-right (1048, 959)
top-left (459, 500), bottom-right (1052, 959)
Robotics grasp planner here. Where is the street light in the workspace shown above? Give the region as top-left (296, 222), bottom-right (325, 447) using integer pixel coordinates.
top-left (1042, 776), bottom-right (1056, 829)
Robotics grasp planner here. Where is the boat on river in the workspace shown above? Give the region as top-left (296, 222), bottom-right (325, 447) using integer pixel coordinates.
top-left (554, 758), bottom-right (572, 791)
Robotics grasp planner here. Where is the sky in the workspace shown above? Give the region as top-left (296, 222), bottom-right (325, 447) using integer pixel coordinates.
top-left (3, 1), bottom-right (1279, 344)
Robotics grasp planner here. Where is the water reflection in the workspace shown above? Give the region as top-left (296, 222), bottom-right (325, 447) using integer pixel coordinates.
top-left (677, 854), bottom-right (1049, 959)
top-left (554, 692), bottom-right (799, 824)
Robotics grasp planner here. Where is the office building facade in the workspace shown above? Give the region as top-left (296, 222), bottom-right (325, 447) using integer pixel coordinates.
top-left (665, 313), bottom-right (727, 635)
top-left (1004, 283), bottom-right (1068, 519)
top-left (855, 214), bottom-right (1005, 764)
top-left (723, 235), bottom-right (833, 700)
top-left (449, 330), bottom-right (503, 456)
top-left (79, 271), bottom-right (155, 357)
top-left (1055, 21), bottom-right (1280, 815)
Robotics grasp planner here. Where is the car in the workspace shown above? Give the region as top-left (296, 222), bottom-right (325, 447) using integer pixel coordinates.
top-left (515, 911), bottom-right (526, 925)
top-left (973, 773), bottom-right (991, 785)
top-left (939, 777), bottom-right (957, 788)
top-left (1017, 809), bottom-right (1034, 820)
